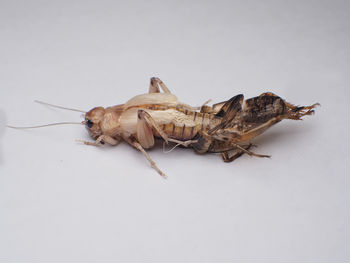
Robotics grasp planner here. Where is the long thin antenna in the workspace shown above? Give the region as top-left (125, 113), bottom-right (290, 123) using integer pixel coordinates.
top-left (7, 122), bottom-right (83, 129)
top-left (34, 100), bottom-right (86, 113)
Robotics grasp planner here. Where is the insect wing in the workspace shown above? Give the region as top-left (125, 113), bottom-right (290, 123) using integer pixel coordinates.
top-left (124, 93), bottom-right (178, 109)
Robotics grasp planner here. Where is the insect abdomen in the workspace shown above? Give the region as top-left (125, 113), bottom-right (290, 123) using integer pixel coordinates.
top-left (160, 123), bottom-right (197, 140)
top-left (153, 109), bottom-right (214, 141)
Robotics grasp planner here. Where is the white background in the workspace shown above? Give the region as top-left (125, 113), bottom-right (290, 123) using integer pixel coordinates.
top-left (0, 0), bottom-right (349, 262)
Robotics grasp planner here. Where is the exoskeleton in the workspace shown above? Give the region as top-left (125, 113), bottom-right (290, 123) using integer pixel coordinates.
top-left (80, 77), bottom-right (318, 177)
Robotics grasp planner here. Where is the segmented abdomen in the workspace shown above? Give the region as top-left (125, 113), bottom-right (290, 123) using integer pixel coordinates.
top-left (148, 106), bottom-right (216, 141)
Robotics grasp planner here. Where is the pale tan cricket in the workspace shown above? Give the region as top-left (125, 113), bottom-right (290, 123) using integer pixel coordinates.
top-left (8, 77), bottom-right (319, 178)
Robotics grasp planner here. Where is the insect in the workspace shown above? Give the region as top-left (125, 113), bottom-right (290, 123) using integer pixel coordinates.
top-left (8, 77), bottom-right (319, 178)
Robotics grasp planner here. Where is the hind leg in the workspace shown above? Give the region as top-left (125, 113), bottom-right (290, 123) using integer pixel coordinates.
top-left (231, 142), bottom-right (271, 159)
top-left (221, 144), bottom-right (254, 162)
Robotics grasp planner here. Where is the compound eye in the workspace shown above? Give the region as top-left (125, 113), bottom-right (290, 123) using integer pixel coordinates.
top-left (86, 120), bottom-right (94, 128)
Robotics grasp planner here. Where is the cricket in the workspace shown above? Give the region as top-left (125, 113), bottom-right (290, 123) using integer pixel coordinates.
top-left (8, 77), bottom-right (319, 178)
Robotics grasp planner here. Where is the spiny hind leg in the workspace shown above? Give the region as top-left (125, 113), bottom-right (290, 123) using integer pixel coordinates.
top-left (137, 110), bottom-right (168, 147)
top-left (232, 142), bottom-right (270, 159)
top-left (124, 136), bottom-right (167, 178)
top-left (138, 109), bottom-right (197, 148)
top-left (221, 143), bottom-right (254, 162)
top-left (149, 77), bottom-right (171, 94)
top-left (137, 108), bottom-right (200, 149)
top-left (77, 135), bottom-right (120, 146)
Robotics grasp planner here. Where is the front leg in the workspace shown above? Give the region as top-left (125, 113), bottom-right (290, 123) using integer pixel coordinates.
top-left (77, 135), bottom-right (120, 146)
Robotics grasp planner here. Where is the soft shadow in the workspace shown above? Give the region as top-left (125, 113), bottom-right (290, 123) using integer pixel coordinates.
top-left (0, 109), bottom-right (6, 165)
top-left (252, 121), bottom-right (316, 147)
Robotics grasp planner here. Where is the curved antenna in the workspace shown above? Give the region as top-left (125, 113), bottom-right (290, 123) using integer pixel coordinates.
top-left (34, 100), bottom-right (86, 113)
top-left (7, 122), bottom-right (83, 129)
